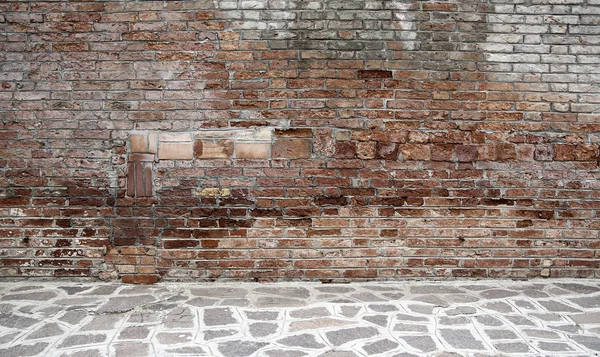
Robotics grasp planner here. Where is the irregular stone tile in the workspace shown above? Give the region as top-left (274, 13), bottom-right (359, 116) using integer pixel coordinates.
top-left (255, 287), bottom-right (310, 299)
top-left (368, 304), bottom-right (398, 312)
top-left (362, 315), bottom-right (389, 327)
top-left (84, 286), bottom-right (119, 296)
top-left (192, 287), bottom-right (248, 298)
top-left (513, 300), bottom-right (537, 310)
top-left (539, 300), bottom-right (581, 312)
top-left (187, 297), bottom-right (217, 307)
top-left (396, 313), bottom-right (429, 322)
top-left (438, 316), bottom-right (470, 326)
top-left (390, 354), bottom-right (419, 357)
top-left (439, 329), bottom-right (485, 350)
top-left (265, 349), bottom-right (307, 357)
top-left (59, 348), bottom-right (103, 357)
top-left (410, 295), bottom-right (448, 306)
top-left (448, 294), bottom-right (480, 303)
top-left (350, 292), bottom-right (385, 302)
top-left (459, 284), bottom-right (494, 291)
top-left (0, 303), bottom-right (15, 313)
top-left (569, 296), bottom-right (600, 309)
top-left (25, 322), bottom-right (65, 340)
top-left (445, 306), bottom-right (477, 316)
top-left (317, 351), bottom-right (359, 357)
top-left (203, 329), bottom-right (238, 341)
top-left (411, 285), bottom-right (465, 294)
top-left (325, 326), bottom-right (379, 346)
top-left (523, 290), bottom-right (549, 298)
top-left (164, 346), bottom-right (207, 354)
top-left (364, 285), bottom-right (403, 292)
top-left (204, 308), bottom-right (237, 326)
top-left (504, 315), bottom-right (536, 326)
top-left (549, 324), bottom-right (582, 334)
top-left (1, 292), bottom-right (57, 301)
top-left (572, 335), bottom-right (600, 351)
top-left (80, 314), bottom-right (122, 331)
top-left (339, 306), bottom-right (361, 318)
top-left (381, 292), bottom-right (405, 299)
top-left (255, 296), bottom-right (305, 308)
top-left (290, 317), bottom-right (356, 332)
top-left (475, 315), bottom-right (503, 327)
top-left (589, 327), bottom-right (600, 334)
top-left (482, 301), bottom-right (514, 313)
top-left (217, 341), bottom-right (268, 357)
top-left (120, 286), bottom-right (166, 295)
top-left (399, 335), bottom-right (437, 353)
top-left (480, 289), bottom-right (519, 299)
top-left (0, 332), bottom-right (20, 344)
top-left (0, 314), bottom-right (38, 329)
top-left (245, 310), bottom-right (279, 321)
top-left (494, 342), bottom-right (530, 353)
top-left (522, 328), bottom-right (560, 339)
top-left (406, 304), bottom-right (435, 314)
top-left (155, 332), bottom-right (193, 345)
top-left (315, 286), bottom-right (355, 294)
top-left (530, 313), bottom-right (562, 322)
top-left (290, 307), bottom-right (330, 319)
top-left (55, 297), bottom-right (102, 307)
top-left (484, 329), bottom-right (518, 340)
top-left (118, 326), bottom-right (150, 340)
top-left (278, 333), bottom-right (326, 349)
top-left (113, 342), bottom-right (150, 357)
top-left (330, 299), bottom-right (358, 303)
top-left (164, 307), bottom-right (195, 329)
top-left (58, 334), bottom-right (106, 348)
top-left (97, 295), bottom-right (156, 314)
top-left (59, 286), bottom-right (92, 295)
top-left (9, 286), bottom-right (41, 292)
top-left (555, 283), bottom-right (600, 294)
top-left (363, 338), bottom-right (399, 355)
top-left (315, 294), bottom-right (339, 301)
top-left (220, 298), bottom-right (250, 307)
top-left (393, 323), bottom-right (429, 333)
top-left (0, 343), bottom-right (48, 357)
top-left (127, 311), bottom-right (162, 324)
top-left (59, 310), bottom-right (88, 325)
top-left (249, 322), bottom-right (278, 338)
top-left (537, 341), bottom-right (577, 352)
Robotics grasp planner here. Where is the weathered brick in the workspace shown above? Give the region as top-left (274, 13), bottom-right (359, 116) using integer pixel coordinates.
top-left (235, 142), bottom-right (270, 159)
top-left (159, 142), bottom-right (193, 160)
top-left (272, 139), bottom-right (311, 159)
top-left (194, 139), bottom-right (234, 159)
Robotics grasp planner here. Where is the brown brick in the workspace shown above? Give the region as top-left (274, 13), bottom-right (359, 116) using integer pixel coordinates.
top-left (358, 70), bottom-right (393, 79)
top-left (554, 144), bottom-right (576, 161)
top-left (496, 144), bottom-right (517, 161)
top-left (122, 275), bottom-right (159, 284)
top-left (456, 145), bottom-right (478, 162)
top-left (272, 139), bottom-right (311, 159)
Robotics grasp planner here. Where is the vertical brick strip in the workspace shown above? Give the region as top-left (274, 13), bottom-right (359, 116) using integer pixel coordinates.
top-left (127, 154), bottom-right (154, 198)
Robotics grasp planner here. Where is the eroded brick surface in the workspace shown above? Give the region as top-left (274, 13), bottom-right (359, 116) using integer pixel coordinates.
top-left (0, 0), bottom-right (599, 282)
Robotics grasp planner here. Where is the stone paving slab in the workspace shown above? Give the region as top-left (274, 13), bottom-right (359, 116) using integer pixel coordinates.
top-left (0, 279), bottom-right (599, 356)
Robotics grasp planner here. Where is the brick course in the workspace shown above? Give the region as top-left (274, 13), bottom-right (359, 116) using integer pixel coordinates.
top-left (1, 0), bottom-right (599, 282)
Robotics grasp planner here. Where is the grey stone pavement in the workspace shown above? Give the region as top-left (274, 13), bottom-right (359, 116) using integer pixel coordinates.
top-left (0, 279), bottom-right (599, 357)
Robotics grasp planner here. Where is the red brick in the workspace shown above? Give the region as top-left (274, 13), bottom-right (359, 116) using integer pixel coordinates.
top-left (122, 275), bottom-right (159, 284)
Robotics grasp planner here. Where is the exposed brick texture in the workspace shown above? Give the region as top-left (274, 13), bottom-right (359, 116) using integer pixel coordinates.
top-left (1, 0), bottom-right (599, 282)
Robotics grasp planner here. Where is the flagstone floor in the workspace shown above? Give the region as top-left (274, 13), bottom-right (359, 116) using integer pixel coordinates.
top-left (0, 279), bottom-right (599, 356)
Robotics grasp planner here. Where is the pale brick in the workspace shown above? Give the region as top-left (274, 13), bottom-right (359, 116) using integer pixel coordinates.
top-left (236, 142), bottom-right (271, 159)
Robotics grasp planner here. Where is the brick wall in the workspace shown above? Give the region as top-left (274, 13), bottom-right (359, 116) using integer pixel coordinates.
top-left (1, 0), bottom-right (599, 282)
